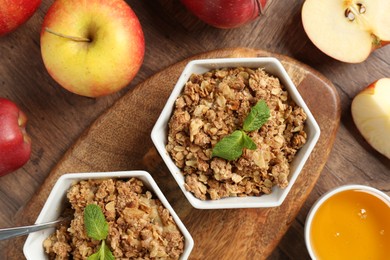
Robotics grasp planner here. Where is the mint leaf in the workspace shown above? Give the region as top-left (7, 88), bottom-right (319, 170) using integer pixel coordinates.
top-left (101, 243), bottom-right (115, 260)
top-left (88, 252), bottom-right (100, 260)
top-left (212, 130), bottom-right (246, 161)
top-left (84, 204), bottom-right (109, 241)
top-left (212, 130), bottom-right (245, 160)
top-left (243, 100), bottom-right (270, 132)
top-left (212, 131), bottom-right (257, 160)
top-left (242, 133), bottom-right (257, 150)
top-left (87, 241), bottom-right (115, 260)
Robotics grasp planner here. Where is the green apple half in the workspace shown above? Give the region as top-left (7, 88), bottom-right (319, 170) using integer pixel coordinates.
top-left (351, 78), bottom-right (390, 159)
top-left (40, 0), bottom-right (145, 97)
top-left (302, 0), bottom-right (390, 63)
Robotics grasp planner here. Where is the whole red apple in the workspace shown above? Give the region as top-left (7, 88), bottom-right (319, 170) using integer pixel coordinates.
top-left (0, 98), bottom-right (31, 176)
top-left (180, 0), bottom-right (267, 29)
top-left (0, 0), bottom-right (41, 36)
top-left (40, 0), bottom-right (145, 97)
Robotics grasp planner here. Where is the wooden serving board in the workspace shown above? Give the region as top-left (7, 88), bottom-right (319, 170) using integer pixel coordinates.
top-left (8, 48), bottom-right (340, 259)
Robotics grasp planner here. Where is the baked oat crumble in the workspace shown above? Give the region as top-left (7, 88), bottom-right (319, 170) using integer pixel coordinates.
top-left (43, 178), bottom-right (184, 259)
top-left (166, 67), bottom-right (307, 200)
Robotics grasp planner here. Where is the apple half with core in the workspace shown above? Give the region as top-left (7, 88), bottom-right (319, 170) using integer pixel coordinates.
top-left (301, 0), bottom-right (390, 63)
top-left (0, 0), bottom-right (41, 36)
top-left (351, 78), bottom-right (390, 159)
top-left (0, 98), bottom-right (31, 176)
top-left (40, 0), bottom-right (145, 97)
top-left (180, 0), bottom-right (268, 29)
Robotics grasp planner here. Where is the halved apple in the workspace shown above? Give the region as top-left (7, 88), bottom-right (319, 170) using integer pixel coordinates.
top-left (302, 0), bottom-right (390, 63)
top-left (351, 78), bottom-right (390, 159)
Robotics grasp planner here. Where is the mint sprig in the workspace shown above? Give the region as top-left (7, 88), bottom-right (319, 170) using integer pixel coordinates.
top-left (84, 204), bottom-right (115, 260)
top-left (212, 100), bottom-right (270, 161)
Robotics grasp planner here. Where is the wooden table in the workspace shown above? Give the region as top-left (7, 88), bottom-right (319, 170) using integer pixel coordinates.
top-left (0, 0), bottom-right (389, 259)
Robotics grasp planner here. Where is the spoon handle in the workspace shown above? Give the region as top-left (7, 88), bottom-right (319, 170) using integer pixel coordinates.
top-left (0, 218), bottom-right (65, 241)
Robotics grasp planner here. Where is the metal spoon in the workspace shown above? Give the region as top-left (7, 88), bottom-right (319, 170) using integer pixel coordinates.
top-left (0, 217), bottom-right (69, 241)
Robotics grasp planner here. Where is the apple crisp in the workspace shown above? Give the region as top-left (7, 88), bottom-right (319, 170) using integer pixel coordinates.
top-left (43, 178), bottom-right (184, 259)
top-left (166, 67), bottom-right (307, 200)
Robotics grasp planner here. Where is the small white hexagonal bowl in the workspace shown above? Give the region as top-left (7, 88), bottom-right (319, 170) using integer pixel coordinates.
top-left (151, 57), bottom-right (321, 209)
top-left (23, 171), bottom-right (194, 260)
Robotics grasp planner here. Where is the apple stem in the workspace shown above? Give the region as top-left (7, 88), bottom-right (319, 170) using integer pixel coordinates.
top-left (45, 27), bottom-right (91, 42)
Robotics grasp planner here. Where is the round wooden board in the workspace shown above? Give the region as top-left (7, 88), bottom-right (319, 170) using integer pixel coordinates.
top-left (8, 48), bottom-right (340, 259)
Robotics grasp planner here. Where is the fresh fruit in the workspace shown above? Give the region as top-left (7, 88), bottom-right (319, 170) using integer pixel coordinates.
top-left (0, 98), bottom-right (31, 176)
top-left (40, 0), bottom-right (145, 97)
top-left (301, 0), bottom-right (390, 63)
top-left (0, 0), bottom-right (41, 36)
top-left (180, 0), bottom-right (267, 29)
top-left (351, 78), bottom-right (390, 159)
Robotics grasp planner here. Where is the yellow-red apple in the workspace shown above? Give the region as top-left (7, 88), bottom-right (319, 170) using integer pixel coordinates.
top-left (351, 78), bottom-right (390, 159)
top-left (0, 0), bottom-right (41, 36)
top-left (0, 98), bottom-right (31, 176)
top-left (40, 0), bottom-right (145, 97)
top-left (302, 0), bottom-right (390, 63)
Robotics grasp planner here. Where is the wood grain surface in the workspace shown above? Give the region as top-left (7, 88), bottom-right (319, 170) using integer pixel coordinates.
top-left (6, 48), bottom-right (340, 259)
top-left (1, 0), bottom-right (389, 259)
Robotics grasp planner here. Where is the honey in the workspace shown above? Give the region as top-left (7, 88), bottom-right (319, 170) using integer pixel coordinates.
top-left (309, 189), bottom-right (390, 260)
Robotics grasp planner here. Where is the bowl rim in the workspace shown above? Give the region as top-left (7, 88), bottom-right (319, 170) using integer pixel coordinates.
top-left (151, 57), bottom-right (321, 209)
top-left (304, 184), bottom-right (390, 259)
top-left (23, 170), bottom-right (194, 260)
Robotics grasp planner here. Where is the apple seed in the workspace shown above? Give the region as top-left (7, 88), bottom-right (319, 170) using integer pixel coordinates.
top-left (357, 3), bottom-right (366, 14)
top-left (344, 9), bottom-right (355, 21)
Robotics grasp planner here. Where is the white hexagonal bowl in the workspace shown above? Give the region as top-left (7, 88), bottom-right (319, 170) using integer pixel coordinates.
top-left (23, 171), bottom-right (194, 260)
top-left (151, 57), bottom-right (321, 209)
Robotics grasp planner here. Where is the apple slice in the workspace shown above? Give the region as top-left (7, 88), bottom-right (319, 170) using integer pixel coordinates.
top-left (351, 78), bottom-right (390, 159)
top-left (301, 0), bottom-right (390, 63)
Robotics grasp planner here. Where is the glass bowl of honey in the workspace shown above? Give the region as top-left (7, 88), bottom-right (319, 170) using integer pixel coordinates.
top-left (305, 184), bottom-right (390, 260)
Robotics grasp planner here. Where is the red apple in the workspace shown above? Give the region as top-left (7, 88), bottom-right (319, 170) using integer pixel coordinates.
top-left (0, 98), bottom-right (31, 176)
top-left (40, 0), bottom-right (145, 97)
top-left (0, 0), bottom-right (41, 36)
top-left (180, 0), bottom-right (267, 29)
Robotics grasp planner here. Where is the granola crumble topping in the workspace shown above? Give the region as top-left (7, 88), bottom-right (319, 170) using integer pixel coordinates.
top-left (43, 178), bottom-right (184, 259)
top-left (166, 67), bottom-right (307, 200)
